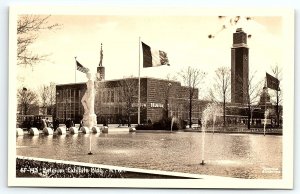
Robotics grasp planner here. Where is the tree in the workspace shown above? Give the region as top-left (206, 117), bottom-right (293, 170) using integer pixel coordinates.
top-left (17, 15), bottom-right (60, 66)
top-left (179, 66), bottom-right (206, 128)
top-left (240, 72), bottom-right (263, 129)
top-left (162, 74), bottom-right (177, 119)
top-left (39, 85), bottom-right (50, 115)
top-left (17, 87), bottom-right (39, 115)
top-left (271, 65), bottom-right (282, 127)
top-left (48, 82), bottom-right (56, 116)
top-left (39, 82), bottom-right (56, 116)
top-left (209, 67), bottom-right (231, 126)
top-left (118, 77), bottom-right (138, 127)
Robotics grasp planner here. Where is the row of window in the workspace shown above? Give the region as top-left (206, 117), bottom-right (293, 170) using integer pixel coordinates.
top-left (56, 88), bottom-right (203, 121)
top-left (101, 90), bottom-right (115, 103)
top-left (56, 89), bottom-right (81, 102)
top-left (99, 88), bottom-right (138, 104)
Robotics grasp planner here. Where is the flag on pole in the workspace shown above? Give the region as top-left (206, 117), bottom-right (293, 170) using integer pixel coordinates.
top-left (76, 59), bottom-right (90, 73)
top-left (141, 42), bottom-right (170, 68)
top-left (266, 72), bottom-right (280, 91)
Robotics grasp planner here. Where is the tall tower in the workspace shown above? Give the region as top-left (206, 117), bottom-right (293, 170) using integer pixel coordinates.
top-left (231, 28), bottom-right (249, 104)
top-left (97, 43), bottom-right (105, 81)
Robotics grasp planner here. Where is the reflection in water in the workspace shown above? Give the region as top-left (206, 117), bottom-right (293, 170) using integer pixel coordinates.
top-left (16, 132), bottom-right (282, 179)
top-left (72, 134), bottom-right (79, 139)
top-left (46, 135), bottom-right (53, 146)
top-left (212, 160), bottom-right (242, 166)
top-left (30, 135), bottom-right (39, 145)
top-left (16, 136), bottom-right (24, 141)
top-left (229, 136), bottom-right (251, 158)
top-left (93, 133), bottom-right (101, 138)
top-left (101, 133), bottom-right (108, 138)
top-left (58, 134), bottom-right (66, 142)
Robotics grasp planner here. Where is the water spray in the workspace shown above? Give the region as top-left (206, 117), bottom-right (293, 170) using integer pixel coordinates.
top-left (88, 131), bottom-right (93, 155)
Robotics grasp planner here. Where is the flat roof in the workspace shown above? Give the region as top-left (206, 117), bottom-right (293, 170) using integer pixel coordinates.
top-left (56, 76), bottom-right (181, 87)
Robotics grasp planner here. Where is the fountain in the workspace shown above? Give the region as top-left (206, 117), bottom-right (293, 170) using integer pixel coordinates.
top-left (170, 116), bottom-right (177, 132)
top-left (81, 72), bottom-right (97, 155)
top-left (200, 103), bottom-right (222, 165)
top-left (212, 112), bottom-right (216, 134)
top-left (16, 128), bottom-right (24, 136)
top-left (69, 127), bottom-right (79, 134)
top-left (200, 106), bottom-right (209, 165)
top-left (57, 126), bottom-right (66, 135)
top-left (263, 109), bottom-right (270, 136)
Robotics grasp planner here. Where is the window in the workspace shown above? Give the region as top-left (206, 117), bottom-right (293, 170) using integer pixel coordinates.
top-left (102, 91), bottom-right (106, 103)
top-left (107, 91), bottom-right (110, 103)
top-left (111, 90), bottom-right (114, 103)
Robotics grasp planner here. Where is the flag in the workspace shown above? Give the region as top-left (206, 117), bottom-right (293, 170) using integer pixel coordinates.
top-left (142, 42), bottom-right (170, 68)
top-left (76, 59), bottom-right (90, 73)
top-left (266, 72), bottom-right (280, 91)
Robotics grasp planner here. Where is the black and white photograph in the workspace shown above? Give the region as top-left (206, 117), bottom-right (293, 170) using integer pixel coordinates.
top-left (8, 6), bottom-right (294, 188)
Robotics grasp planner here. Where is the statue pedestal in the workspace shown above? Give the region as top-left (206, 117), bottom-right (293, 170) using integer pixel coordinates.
top-left (83, 113), bottom-right (97, 129)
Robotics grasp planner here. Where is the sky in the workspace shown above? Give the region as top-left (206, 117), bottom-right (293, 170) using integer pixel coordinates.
top-left (17, 15), bottom-right (283, 99)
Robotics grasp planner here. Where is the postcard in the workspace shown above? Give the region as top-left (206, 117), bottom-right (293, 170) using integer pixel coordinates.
top-left (8, 6), bottom-right (294, 188)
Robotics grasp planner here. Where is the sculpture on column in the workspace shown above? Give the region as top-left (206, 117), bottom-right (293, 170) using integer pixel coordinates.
top-left (81, 72), bottom-right (97, 129)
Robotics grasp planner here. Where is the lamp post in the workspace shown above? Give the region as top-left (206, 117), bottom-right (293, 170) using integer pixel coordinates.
top-left (22, 87), bottom-right (28, 115)
top-left (166, 83), bottom-right (172, 118)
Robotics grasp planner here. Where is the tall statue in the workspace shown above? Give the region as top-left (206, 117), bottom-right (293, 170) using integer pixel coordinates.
top-left (81, 72), bottom-right (97, 129)
top-left (99, 43), bottom-right (103, 67)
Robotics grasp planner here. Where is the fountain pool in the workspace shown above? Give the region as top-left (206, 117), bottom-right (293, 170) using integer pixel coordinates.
top-left (16, 131), bottom-right (282, 179)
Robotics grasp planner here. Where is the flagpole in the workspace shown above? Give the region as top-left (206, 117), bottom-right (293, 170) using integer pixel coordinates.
top-left (75, 57), bottom-right (77, 83)
top-left (264, 75), bottom-right (267, 136)
top-left (138, 37), bottom-right (141, 125)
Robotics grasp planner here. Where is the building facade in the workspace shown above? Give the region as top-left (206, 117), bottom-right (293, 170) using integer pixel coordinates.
top-left (56, 83), bottom-right (86, 123)
top-left (56, 77), bottom-right (205, 125)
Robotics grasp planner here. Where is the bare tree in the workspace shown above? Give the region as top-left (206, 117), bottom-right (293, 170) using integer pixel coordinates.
top-left (17, 15), bottom-right (60, 66)
top-left (38, 83), bottom-right (56, 116)
top-left (209, 67), bottom-right (231, 126)
top-left (118, 77), bottom-right (138, 127)
top-left (162, 74), bottom-right (177, 119)
top-left (179, 66), bottom-right (206, 128)
top-left (39, 85), bottom-right (50, 115)
top-left (17, 87), bottom-right (39, 115)
top-left (48, 82), bottom-right (56, 116)
top-left (240, 72), bottom-right (264, 129)
top-left (271, 65), bottom-right (282, 127)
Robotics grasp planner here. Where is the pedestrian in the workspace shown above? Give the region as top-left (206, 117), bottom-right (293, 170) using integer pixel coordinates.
top-left (118, 119), bottom-right (121, 127)
top-left (53, 118), bottom-right (59, 131)
top-left (45, 118), bottom-right (50, 127)
top-left (198, 118), bottom-right (202, 128)
top-left (79, 119), bottom-right (83, 129)
top-left (70, 119), bottom-right (74, 127)
top-left (66, 118), bottom-right (71, 129)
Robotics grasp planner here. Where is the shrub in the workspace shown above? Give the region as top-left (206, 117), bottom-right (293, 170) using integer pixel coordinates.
top-left (136, 117), bottom-right (184, 131)
top-left (135, 124), bottom-right (153, 130)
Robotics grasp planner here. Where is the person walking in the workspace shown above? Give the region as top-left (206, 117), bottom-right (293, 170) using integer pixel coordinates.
top-left (53, 118), bottom-right (59, 132)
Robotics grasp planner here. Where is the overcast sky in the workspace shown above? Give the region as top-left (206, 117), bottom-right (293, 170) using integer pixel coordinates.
top-left (17, 15), bottom-right (283, 99)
